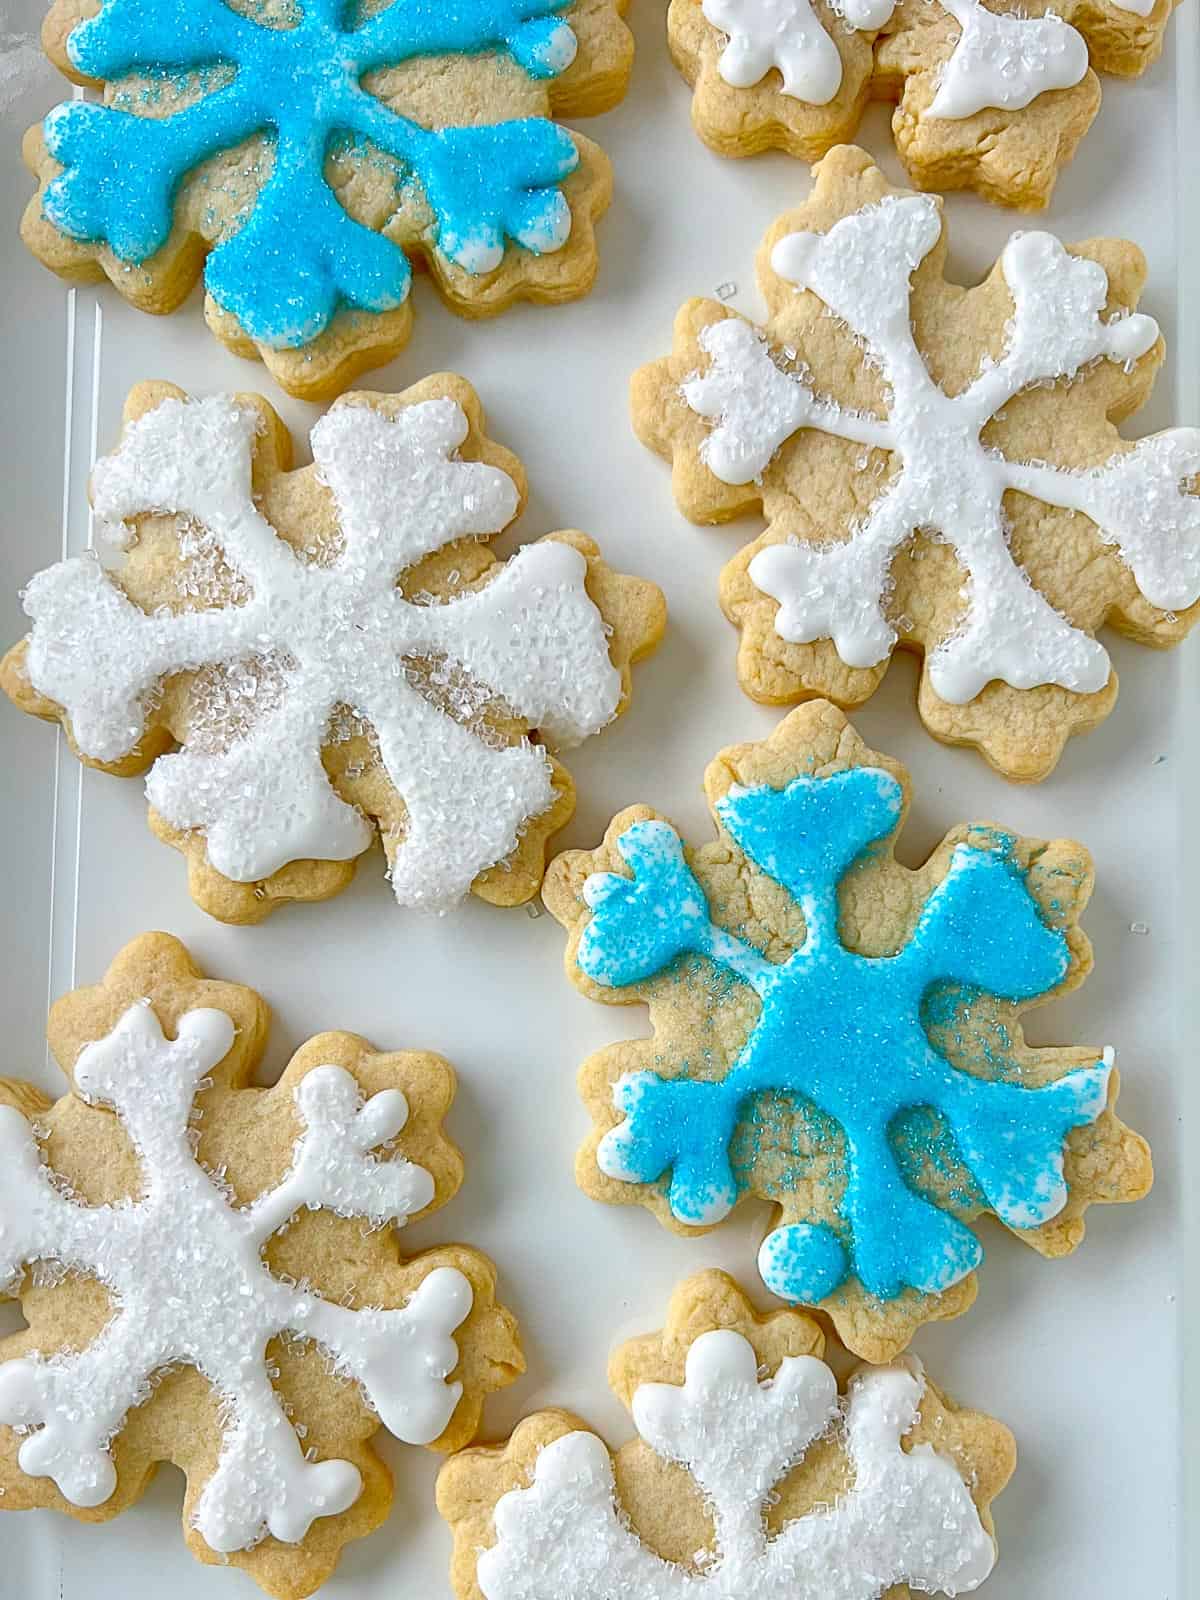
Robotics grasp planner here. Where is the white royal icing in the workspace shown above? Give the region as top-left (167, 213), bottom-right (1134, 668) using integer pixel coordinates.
top-left (0, 1003), bottom-right (472, 1552)
top-left (20, 394), bottom-right (623, 909)
top-left (476, 1328), bottom-right (995, 1598)
top-left (927, 0), bottom-right (1089, 119)
top-left (702, 0), bottom-right (1092, 120)
top-left (682, 195), bottom-right (1200, 704)
top-left (702, 0), bottom-right (894, 106)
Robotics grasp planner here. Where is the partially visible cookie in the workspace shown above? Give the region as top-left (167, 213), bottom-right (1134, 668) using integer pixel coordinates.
top-left (23, 0), bottom-right (633, 398)
top-left (670, 0), bottom-right (1180, 207)
top-left (0, 932), bottom-right (523, 1600)
top-left (544, 701), bottom-right (1153, 1363)
top-left (438, 1269), bottom-right (1015, 1599)
top-left (2, 373), bottom-right (664, 923)
top-left (633, 146), bottom-right (1200, 782)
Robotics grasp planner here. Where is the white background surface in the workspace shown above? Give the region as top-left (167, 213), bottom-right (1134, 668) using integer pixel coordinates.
top-left (0, 2), bottom-right (1196, 1595)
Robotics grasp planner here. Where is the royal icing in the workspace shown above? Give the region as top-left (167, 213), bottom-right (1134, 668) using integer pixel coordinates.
top-left (578, 766), bottom-right (1111, 1305)
top-left (683, 195), bottom-right (1200, 705)
top-left (0, 1002), bottom-right (471, 1552)
top-left (477, 1328), bottom-right (995, 1598)
top-left (701, 0), bottom-right (893, 106)
top-left (19, 393), bottom-right (622, 910)
top-left (926, 0), bottom-right (1089, 119)
top-left (702, 0), bottom-right (1092, 119)
top-left (43, 0), bottom-right (583, 345)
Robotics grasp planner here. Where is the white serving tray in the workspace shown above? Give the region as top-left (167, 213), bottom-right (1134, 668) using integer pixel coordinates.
top-left (1, 2), bottom-right (1196, 1594)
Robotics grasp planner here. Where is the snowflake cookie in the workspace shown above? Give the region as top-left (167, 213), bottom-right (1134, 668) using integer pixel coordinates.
top-left (1, 374), bottom-right (664, 924)
top-left (543, 701), bottom-right (1152, 1362)
top-left (633, 147), bottom-right (1200, 782)
top-left (21, 0), bottom-right (633, 400)
top-left (669, 0), bottom-right (1181, 208)
top-left (437, 1269), bottom-right (1015, 1600)
top-left (0, 932), bottom-right (522, 1599)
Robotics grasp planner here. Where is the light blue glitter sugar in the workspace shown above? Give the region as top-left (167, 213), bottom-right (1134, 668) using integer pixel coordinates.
top-left (42, 0), bottom-right (582, 346)
top-left (578, 766), bottom-right (1111, 1306)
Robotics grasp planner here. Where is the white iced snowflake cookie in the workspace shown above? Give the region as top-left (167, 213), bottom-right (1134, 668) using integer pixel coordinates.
top-left (669, 0), bottom-right (1181, 207)
top-left (438, 1270), bottom-right (1015, 1600)
top-left (0, 932), bottom-right (522, 1600)
top-left (2, 375), bottom-right (665, 924)
top-left (632, 146), bottom-right (1200, 782)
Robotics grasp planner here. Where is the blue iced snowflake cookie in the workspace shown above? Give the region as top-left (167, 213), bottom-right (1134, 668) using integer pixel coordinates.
top-left (543, 700), bottom-right (1152, 1361)
top-left (21, 0), bottom-right (632, 399)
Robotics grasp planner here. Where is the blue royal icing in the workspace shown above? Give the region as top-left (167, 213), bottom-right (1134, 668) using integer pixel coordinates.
top-left (42, 0), bottom-right (581, 346)
top-left (578, 767), bottom-right (1111, 1305)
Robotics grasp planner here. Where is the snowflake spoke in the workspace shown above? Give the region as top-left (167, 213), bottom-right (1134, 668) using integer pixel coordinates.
top-left (196, 1362), bottom-right (363, 1553)
top-left (747, 488), bottom-right (911, 669)
top-left (770, 199), bottom-right (940, 396)
top-left (598, 1070), bottom-right (744, 1225)
top-left (714, 765), bottom-right (903, 926)
top-left (414, 541), bottom-right (620, 746)
top-left (204, 125), bottom-right (414, 347)
top-left (481, 1429), bottom-right (686, 1600)
top-left (1004, 433), bottom-right (1200, 613)
top-left (632, 1328), bottom-right (837, 1514)
top-left (72, 1004), bottom-right (236, 1158)
top-left (300, 1267), bottom-right (471, 1444)
top-left (762, 1364), bottom-right (997, 1595)
top-left (246, 1066), bottom-right (432, 1242)
top-left (928, 517), bottom-right (1111, 704)
top-left (0, 1314), bottom-right (166, 1509)
top-left (23, 553), bottom-right (276, 765)
top-left (311, 398), bottom-right (521, 579)
top-left (683, 317), bottom-right (893, 487)
top-left (838, 1121), bottom-right (984, 1299)
top-left (905, 844), bottom-right (1070, 999)
top-left (927, 0), bottom-right (1089, 120)
top-left (145, 670), bottom-right (372, 881)
top-left (702, 0), bottom-right (852, 104)
top-left (89, 394), bottom-right (293, 581)
top-left (962, 231), bottom-right (1160, 426)
top-left (67, 0), bottom-right (255, 79)
top-left (44, 86), bottom-right (262, 263)
top-left (365, 669), bottom-right (557, 909)
top-left (351, 100), bottom-right (579, 274)
top-left (350, 0), bottom-right (578, 79)
top-left (934, 1049), bottom-right (1111, 1229)
top-left (0, 1109), bottom-right (104, 1285)
top-left (581, 820), bottom-right (774, 990)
